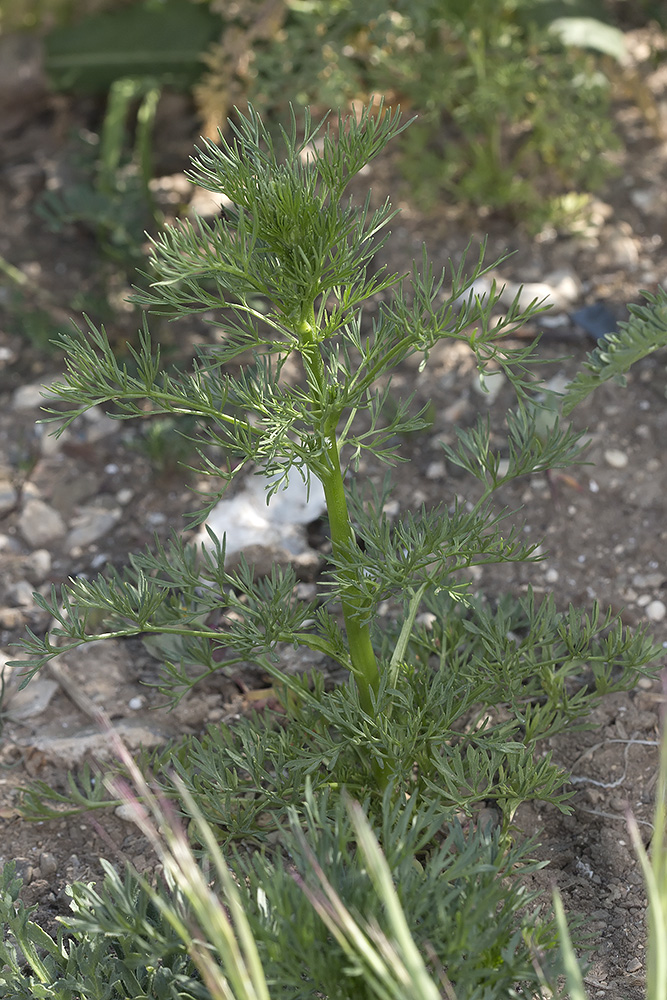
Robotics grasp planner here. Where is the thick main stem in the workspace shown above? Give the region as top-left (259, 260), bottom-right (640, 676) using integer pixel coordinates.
top-left (320, 445), bottom-right (381, 717)
top-left (298, 321), bottom-right (381, 718)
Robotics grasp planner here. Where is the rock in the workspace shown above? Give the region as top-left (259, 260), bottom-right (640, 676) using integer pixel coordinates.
top-left (79, 406), bottom-right (121, 442)
top-left (5, 677), bottom-right (59, 720)
top-left (23, 548), bottom-right (52, 584)
top-left (66, 502), bottom-right (122, 549)
top-left (7, 579), bottom-right (37, 607)
top-left (646, 600), bottom-right (666, 623)
top-left (31, 721), bottom-right (165, 766)
top-left (425, 460), bottom-right (446, 480)
top-left (473, 369), bottom-right (506, 403)
top-left (51, 470), bottom-right (102, 510)
top-left (0, 481), bottom-right (17, 515)
top-left (199, 472), bottom-right (326, 569)
top-left (630, 188), bottom-right (664, 216)
top-left (12, 380), bottom-right (56, 410)
top-left (39, 852), bottom-right (57, 878)
top-left (499, 267), bottom-right (581, 313)
top-left (601, 224), bottom-right (639, 269)
top-left (452, 276), bottom-right (493, 311)
top-left (18, 497), bottom-right (66, 546)
top-left (604, 449), bottom-right (629, 469)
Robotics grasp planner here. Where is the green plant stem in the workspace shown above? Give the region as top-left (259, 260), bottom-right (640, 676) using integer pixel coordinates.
top-left (298, 319), bottom-right (381, 716)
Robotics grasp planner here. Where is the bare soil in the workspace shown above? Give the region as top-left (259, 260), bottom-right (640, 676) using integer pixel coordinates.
top-left (1, 27), bottom-right (667, 999)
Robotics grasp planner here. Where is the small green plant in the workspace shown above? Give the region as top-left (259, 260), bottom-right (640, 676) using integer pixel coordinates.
top-left (37, 76), bottom-right (162, 272)
top-left (245, 0), bottom-right (624, 227)
top-left (4, 103), bottom-right (663, 997)
top-left (380, 0), bottom-right (623, 224)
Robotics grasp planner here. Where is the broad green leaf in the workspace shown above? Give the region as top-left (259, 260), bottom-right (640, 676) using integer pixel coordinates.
top-left (45, 0), bottom-right (222, 93)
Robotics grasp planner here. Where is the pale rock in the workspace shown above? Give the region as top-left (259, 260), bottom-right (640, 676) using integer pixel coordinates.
top-left (425, 460), bottom-right (446, 480)
top-left (604, 449), bottom-right (629, 469)
top-left (39, 852), bottom-right (57, 877)
top-left (31, 721), bottom-right (165, 766)
top-left (18, 497), bottom-right (66, 546)
top-left (79, 405), bottom-right (121, 442)
top-left (7, 579), bottom-right (36, 607)
top-left (24, 548), bottom-right (52, 583)
top-left (630, 188), bottom-right (664, 216)
top-left (12, 381), bottom-right (56, 410)
top-left (473, 368), bottom-right (506, 403)
top-left (199, 472), bottom-right (326, 568)
top-left (66, 504), bottom-right (122, 549)
top-left (0, 481), bottom-right (17, 515)
top-left (632, 572), bottom-right (665, 589)
top-left (499, 268), bottom-right (581, 313)
top-left (5, 677), bottom-right (59, 720)
top-left (452, 276), bottom-right (493, 311)
top-left (646, 600), bottom-right (666, 623)
top-left (601, 225), bottom-right (639, 269)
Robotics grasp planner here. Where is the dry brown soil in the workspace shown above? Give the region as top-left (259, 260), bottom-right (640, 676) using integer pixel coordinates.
top-left (1, 28), bottom-right (667, 999)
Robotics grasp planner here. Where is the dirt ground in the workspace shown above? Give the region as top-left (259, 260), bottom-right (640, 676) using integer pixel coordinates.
top-left (1, 26), bottom-right (667, 999)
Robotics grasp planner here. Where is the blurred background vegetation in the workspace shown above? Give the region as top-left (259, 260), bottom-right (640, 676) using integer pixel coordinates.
top-left (1, 0), bottom-right (665, 359)
top-left (2, 0), bottom-right (665, 225)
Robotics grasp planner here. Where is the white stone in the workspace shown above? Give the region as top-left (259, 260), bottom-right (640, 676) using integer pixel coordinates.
top-left (452, 276), bottom-right (493, 311)
top-left (604, 449), bottom-right (628, 469)
top-left (499, 268), bottom-right (581, 313)
top-left (425, 460), bottom-right (446, 480)
top-left (18, 497), bottom-right (66, 545)
top-left (646, 600), bottom-right (666, 623)
top-left (12, 382), bottom-right (52, 410)
top-left (200, 472), bottom-right (326, 562)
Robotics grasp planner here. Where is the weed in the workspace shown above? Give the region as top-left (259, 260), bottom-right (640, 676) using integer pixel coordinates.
top-left (3, 103), bottom-right (664, 998)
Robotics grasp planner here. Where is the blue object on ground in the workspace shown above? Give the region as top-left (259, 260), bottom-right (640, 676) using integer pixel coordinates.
top-left (571, 302), bottom-right (618, 342)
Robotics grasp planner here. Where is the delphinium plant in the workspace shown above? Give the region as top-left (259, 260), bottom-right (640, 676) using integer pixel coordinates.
top-left (2, 103), bottom-right (663, 999)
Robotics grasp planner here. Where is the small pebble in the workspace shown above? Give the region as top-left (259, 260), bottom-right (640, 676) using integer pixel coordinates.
top-left (39, 852), bottom-right (57, 877)
top-left (604, 449), bottom-right (628, 469)
top-left (545, 567), bottom-right (559, 583)
top-left (646, 600), bottom-right (666, 623)
top-left (24, 548), bottom-right (52, 583)
top-left (128, 696), bottom-right (144, 711)
top-left (0, 482), bottom-right (17, 515)
top-left (589, 479), bottom-right (599, 493)
top-left (626, 957), bottom-right (642, 974)
top-left (425, 460), bottom-right (446, 480)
